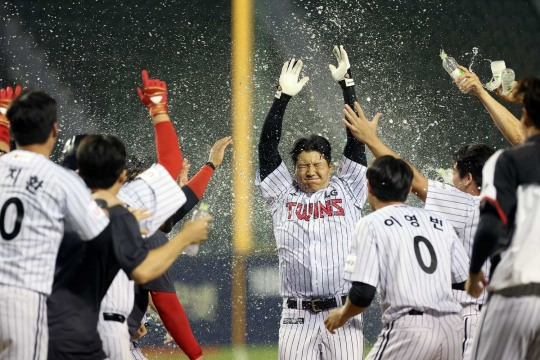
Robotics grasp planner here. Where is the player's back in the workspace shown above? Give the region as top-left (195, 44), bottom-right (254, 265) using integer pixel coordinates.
top-left (363, 204), bottom-right (466, 324)
top-left (0, 150), bottom-right (107, 295)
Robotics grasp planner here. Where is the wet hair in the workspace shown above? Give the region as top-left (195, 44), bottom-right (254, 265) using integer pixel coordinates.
top-left (452, 144), bottom-right (495, 189)
top-left (516, 77), bottom-right (540, 128)
top-left (77, 134), bottom-right (126, 189)
top-left (7, 90), bottom-right (57, 146)
top-left (367, 155), bottom-right (413, 202)
top-left (290, 135), bottom-right (332, 165)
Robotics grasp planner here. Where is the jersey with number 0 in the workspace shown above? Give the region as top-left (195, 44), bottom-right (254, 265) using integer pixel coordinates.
top-left (256, 156), bottom-right (367, 298)
top-left (100, 163), bottom-right (186, 317)
top-left (0, 150), bottom-right (109, 295)
top-left (345, 204), bottom-right (468, 325)
top-left (425, 180), bottom-right (488, 306)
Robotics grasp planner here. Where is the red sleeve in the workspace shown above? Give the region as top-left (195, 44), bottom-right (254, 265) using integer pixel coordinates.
top-left (0, 123), bottom-right (10, 151)
top-left (151, 291), bottom-right (203, 360)
top-left (154, 121), bottom-right (183, 180)
top-left (186, 164), bottom-right (215, 199)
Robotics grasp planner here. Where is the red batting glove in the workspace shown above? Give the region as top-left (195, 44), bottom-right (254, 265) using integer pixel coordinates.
top-left (137, 70), bottom-right (168, 117)
top-left (0, 85), bottom-right (23, 125)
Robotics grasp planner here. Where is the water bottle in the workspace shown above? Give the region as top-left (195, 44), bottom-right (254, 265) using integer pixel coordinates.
top-left (183, 203), bottom-right (210, 256)
top-left (486, 61), bottom-right (506, 91)
top-left (501, 68), bottom-right (515, 95)
top-left (440, 50), bottom-right (465, 85)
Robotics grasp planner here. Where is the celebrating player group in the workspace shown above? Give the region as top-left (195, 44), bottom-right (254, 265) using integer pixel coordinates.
top-left (0, 44), bottom-right (539, 360)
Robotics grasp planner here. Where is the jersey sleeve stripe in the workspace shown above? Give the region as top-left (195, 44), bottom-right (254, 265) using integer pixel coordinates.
top-left (481, 196), bottom-right (508, 225)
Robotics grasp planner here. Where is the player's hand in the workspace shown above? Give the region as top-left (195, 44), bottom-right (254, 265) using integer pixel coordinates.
top-left (137, 70), bottom-right (168, 117)
top-left (324, 307), bottom-right (347, 334)
top-left (494, 80), bottom-right (523, 105)
top-left (455, 66), bottom-right (487, 97)
top-left (176, 159), bottom-right (191, 187)
top-left (129, 208), bottom-right (154, 223)
top-left (0, 85), bottom-right (23, 124)
top-left (278, 59), bottom-right (309, 97)
top-left (133, 324), bottom-right (148, 341)
top-left (128, 207), bottom-right (154, 235)
top-left (343, 102), bottom-right (382, 146)
top-left (180, 215), bottom-right (213, 245)
top-left (163, 332), bottom-right (174, 345)
top-left (208, 136), bottom-right (233, 168)
top-left (465, 271), bottom-right (487, 298)
top-left (328, 45), bottom-right (351, 82)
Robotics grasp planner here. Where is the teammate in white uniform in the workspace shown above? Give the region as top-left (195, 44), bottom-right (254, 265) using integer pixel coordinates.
top-left (256, 47), bottom-right (367, 359)
top-left (341, 100), bottom-right (496, 356)
top-left (0, 91), bottom-right (109, 359)
top-left (466, 78), bottom-right (540, 360)
top-left (325, 156), bottom-right (468, 360)
top-left (97, 70), bottom-right (196, 360)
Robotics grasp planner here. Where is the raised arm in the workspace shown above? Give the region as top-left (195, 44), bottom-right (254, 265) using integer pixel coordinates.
top-left (137, 70), bottom-right (183, 179)
top-left (164, 136), bottom-right (232, 230)
top-left (343, 102), bottom-right (430, 201)
top-left (329, 45), bottom-right (367, 166)
top-left (258, 59), bottom-right (309, 180)
top-left (0, 85), bottom-right (22, 154)
top-left (456, 66), bottom-right (525, 146)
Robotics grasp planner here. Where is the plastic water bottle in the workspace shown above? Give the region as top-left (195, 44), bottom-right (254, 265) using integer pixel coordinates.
top-left (486, 61), bottom-right (506, 91)
top-left (440, 50), bottom-right (465, 85)
top-left (183, 203), bottom-right (210, 256)
top-left (501, 68), bottom-right (515, 95)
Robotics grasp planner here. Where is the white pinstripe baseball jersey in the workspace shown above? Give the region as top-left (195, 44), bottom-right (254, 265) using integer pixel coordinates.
top-left (425, 179), bottom-right (488, 306)
top-left (0, 150), bottom-right (109, 295)
top-left (256, 155), bottom-right (367, 298)
top-left (345, 204), bottom-right (468, 325)
top-left (100, 163), bottom-right (185, 317)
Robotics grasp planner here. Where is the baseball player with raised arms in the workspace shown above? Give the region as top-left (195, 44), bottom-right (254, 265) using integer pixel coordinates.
top-left (466, 78), bottom-right (540, 360)
top-left (256, 46), bottom-right (368, 359)
top-left (0, 90), bottom-right (110, 359)
top-left (325, 155), bottom-right (469, 360)
top-left (341, 99), bottom-right (495, 355)
top-left (96, 69), bottom-right (202, 359)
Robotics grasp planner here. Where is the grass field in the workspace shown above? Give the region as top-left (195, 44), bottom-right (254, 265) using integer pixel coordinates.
top-left (144, 344), bottom-right (372, 359)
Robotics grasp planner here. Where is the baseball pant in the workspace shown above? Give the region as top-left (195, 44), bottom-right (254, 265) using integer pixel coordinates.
top-left (461, 304), bottom-right (482, 360)
top-left (130, 341), bottom-right (147, 360)
top-left (366, 311), bottom-right (463, 360)
top-left (98, 317), bottom-right (131, 360)
top-left (279, 299), bottom-right (364, 360)
top-left (0, 285), bottom-right (47, 360)
top-left (469, 293), bottom-right (540, 360)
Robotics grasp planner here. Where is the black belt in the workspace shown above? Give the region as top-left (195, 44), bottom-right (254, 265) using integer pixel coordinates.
top-left (287, 296), bottom-right (347, 313)
top-left (103, 312), bottom-right (126, 323)
top-left (408, 309), bottom-right (423, 315)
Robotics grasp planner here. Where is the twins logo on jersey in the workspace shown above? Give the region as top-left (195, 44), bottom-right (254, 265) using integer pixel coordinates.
top-left (286, 199), bottom-right (345, 221)
top-left (286, 186), bottom-right (345, 221)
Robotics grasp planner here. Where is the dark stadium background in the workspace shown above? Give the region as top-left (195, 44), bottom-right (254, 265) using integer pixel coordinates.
top-left (1, 0), bottom-right (539, 356)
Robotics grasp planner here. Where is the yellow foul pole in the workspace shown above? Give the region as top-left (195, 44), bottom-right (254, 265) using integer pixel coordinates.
top-left (231, 0), bottom-right (253, 348)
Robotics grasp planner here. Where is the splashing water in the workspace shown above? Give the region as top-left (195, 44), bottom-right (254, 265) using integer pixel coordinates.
top-left (467, 47), bottom-right (479, 72)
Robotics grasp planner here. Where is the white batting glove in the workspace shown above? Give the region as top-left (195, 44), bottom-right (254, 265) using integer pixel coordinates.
top-left (328, 45), bottom-right (351, 82)
top-left (277, 59), bottom-right (309, 98)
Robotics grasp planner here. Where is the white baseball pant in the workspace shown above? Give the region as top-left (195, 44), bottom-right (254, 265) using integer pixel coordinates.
top-left (0, 285), bottom-right (47, 360)
top-left (366, 310), bottom-right (463, 360)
